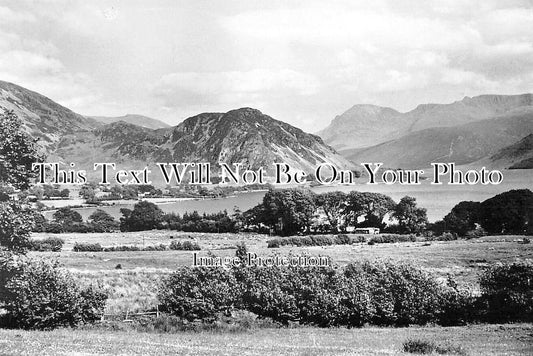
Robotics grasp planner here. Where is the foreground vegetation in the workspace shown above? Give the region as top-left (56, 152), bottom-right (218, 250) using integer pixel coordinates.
top-left (0, 324), bottom-right (531, 356)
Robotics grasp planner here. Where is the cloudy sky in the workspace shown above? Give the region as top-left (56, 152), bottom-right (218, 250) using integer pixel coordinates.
top-left (1, 0), bottom-right (532, 131)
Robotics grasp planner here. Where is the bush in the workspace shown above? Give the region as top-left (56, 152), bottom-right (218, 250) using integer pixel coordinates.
top-left (159, 267), bottom-right (240, 322)
top-left (465, 226), bottom-right (486, 239)
top-left (427, 232), bottom-right (457, 242)
top-left (160, 259), bottom-right (456, 327)
top-left (0, 255), bottom-right (107, 329)
top-left (346, 260), bottom-right (442, 326)
top-left (368, 234), bottom-right (416, 244)
top-left (403, 339), bottom-right (466, 355)
top-left (479, 261), bottom-right (533, 322)
top-left (403, 339), bottom-right (436, 354)
top-left (266, 234), bottom-right (354, 248)
top-left (169, 241), bottom-right (201, 251)
top-left (73, 242), bottom-right (103, 252)
top-left (29, 237), bottom-right (64, 252)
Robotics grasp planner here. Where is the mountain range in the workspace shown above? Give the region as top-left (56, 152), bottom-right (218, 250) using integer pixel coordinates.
top-left (319, 94), bottom-right (533, 151)
top-left (2, 79), bottom-right (532, 176)
top-left (0, 80), bottom-right (354, 182)
top-left (319, 94), bottom-right (533, 169)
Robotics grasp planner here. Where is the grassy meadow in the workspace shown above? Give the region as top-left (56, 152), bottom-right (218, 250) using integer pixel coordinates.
top-left (0, 324), bottom-right (531, 355)
top-left (7, 231), bottom-right (531, 355)
top-left (30, 231), bottom-right (533, 313)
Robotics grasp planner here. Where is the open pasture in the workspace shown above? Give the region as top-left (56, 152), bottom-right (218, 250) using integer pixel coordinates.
top-left (0, 323), bottom-right (531, 356)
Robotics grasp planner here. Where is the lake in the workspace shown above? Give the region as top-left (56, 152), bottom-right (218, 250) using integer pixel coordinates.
top-left (43, 169), bottom-right (533, 222)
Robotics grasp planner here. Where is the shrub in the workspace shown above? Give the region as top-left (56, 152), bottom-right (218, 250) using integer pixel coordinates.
top-left (427, 232), bottom-right (457, 242)
top-left (403, 339), bottom-right (436, 354)
top-left (44, 222), bottom-right (63, 234)
top-left (465, 226), bottom-right (486, 239)
top-left (160, 258), bottom-right (457, 327)
top-left (267, 239), bottom-right (280, 248)
top-left (29, 237), bottom-right (64, 252)
top-left (159, 267), bottom-right (240, 322)
top-left (73, 242), bottom-right (103, 252)
top-left (143, 244), bottom-right (168, 251)
top-left (169, 241), bottom-right (201, 251)
top-left (368, 234), bottom-right (416, 244)
top-left (438, 276), bottom-right (478, 326)
top-left (345, 261), bottom-right (443, 326)
top-left (403, 339), bottom-right (467, 355)
top-left (334, 234), bottom-right (351, 244)
top-left (0, 255), bottom-right (107, 329)
top-left (266, 234), bottom-right (353, 248)
top-left (102, 245), bottom-right (141, 252)
top-left (479, 261), bottom-right (533, 322)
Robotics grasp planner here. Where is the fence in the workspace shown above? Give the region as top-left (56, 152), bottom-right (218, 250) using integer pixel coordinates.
top-left (100, 305), bottom-right (160, 322)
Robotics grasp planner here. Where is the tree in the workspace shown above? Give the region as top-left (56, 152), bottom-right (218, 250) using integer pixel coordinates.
top-left (0, 111), bottom-right (42, 252)
top-left (53, 207), bottom-right (83, 229)
top-left (393, 196), bottom-right (428, 234)
top-left (479, 189), bottom-right (533, 234)
top-left (120, 201), bottom-right (163, 231)
top-left (80, 183), bottom-right (98, 202)
top-left (0, 202), bottom-right (34, 252)
top-left (88, 209), bottom-right (117, 232)
top-left (258, 189), bottom-right (317, 235)
top-left (344, 192), bottom-right (396, 229)
top-left (315, 191), bottom-right (346, 232)
top-left (0, 110), bottom-right (44, 190)
top-left (443, 201), bottom-right (481, 236)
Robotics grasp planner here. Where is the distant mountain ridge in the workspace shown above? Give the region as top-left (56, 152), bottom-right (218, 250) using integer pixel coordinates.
top-left (343, 109), bottom-right (533, 169)
top-left (90, 114), bottom-right (170, 129)
top-left (319, 94), bottom-right (533, 150)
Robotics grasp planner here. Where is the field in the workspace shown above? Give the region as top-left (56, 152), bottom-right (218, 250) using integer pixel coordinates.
top-left (0, 324), bottom-right (531, 355)
top-left (30, 231), bottom-right (533, 314)
top-left (13, 231), bottom-right (533, 354)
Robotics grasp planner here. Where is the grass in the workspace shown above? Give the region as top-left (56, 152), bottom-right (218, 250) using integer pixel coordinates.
top-left (32, 231), bottom-right (533, 285)
top-left (8, 232), bottom-right (533, 355)
top-left (26, 231), bottom-right (533, 319)
top-left (0, 324), bottom-right (531, 355)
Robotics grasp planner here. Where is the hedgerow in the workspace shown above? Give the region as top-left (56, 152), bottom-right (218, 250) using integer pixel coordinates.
top-left (159, 257), bottom-right (532, 327)
top-left (28, 237), bottom-right (64, 252)
top-left (71, 241), bottom-right (201, 252)
top-left (267, 234), bottom-right (364, 248)
top-left (159, 260), bottom-right (471, 327)
top-left (367, 234), bottom-right (416, 244)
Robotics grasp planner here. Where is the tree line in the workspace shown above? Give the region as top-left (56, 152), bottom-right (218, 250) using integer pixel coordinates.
top-left (30, 187), bottom-right (533, 237)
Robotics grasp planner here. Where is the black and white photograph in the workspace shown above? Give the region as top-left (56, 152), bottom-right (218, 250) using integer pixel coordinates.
top-left (0, 0), bottom-right (532, 355)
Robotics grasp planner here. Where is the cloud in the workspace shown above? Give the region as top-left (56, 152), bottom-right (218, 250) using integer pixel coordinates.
top-left (0, 3), bottom-right (101, 114)
top-left (152, 69), bottom-right (319, 108)
top-left (0, 0), bottom-right (532, 132)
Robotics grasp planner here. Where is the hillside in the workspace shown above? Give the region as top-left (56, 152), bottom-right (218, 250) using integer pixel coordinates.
top-left (0, 81), bottom-right (354, 180)
top-left (487, 134), bottom-right (533, 169)
top-left (319, 94), bottom-right (533, 150)
top-left (56, 108), bottom-right (355, 177)
top-left (90, 114), bottom-right (170, 129)
top-left (343, 110), bottom-right (533, 169)
top-left (0, 80), bottom-right (100, 150)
